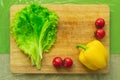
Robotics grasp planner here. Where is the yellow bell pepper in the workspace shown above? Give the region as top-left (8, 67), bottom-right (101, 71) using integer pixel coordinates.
top-left (77, 40), bottom-right (108, 70)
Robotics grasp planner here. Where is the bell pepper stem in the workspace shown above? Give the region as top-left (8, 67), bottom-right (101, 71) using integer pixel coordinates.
top-left (76, 44), bottom-right (88, 50)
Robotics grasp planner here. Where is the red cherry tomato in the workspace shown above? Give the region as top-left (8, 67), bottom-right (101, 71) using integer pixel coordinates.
top-left (63, 57), bottom-right (73, 68)
top-left (95, 28), bottom-right (105, 39)
top-left (95, 18), bottom-right (105, 28)
top-left (52, 57), bottom-right (63, 67)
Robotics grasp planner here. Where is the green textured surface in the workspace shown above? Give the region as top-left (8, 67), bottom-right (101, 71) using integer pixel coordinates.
top-left (0, 0), bottom-right (120, 53)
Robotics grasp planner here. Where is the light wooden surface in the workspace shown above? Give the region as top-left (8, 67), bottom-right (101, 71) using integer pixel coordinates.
top-left (10, 4), bottom-right (110, 74)
top-left (1, 54), bottom-right (120, 80)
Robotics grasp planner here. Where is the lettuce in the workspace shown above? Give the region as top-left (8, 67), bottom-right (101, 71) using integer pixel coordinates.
top-left (11, 4), bottom-right (58, 69)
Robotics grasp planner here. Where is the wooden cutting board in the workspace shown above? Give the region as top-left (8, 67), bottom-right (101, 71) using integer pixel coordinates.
top-left (10, 4), bottom-right (110, 74)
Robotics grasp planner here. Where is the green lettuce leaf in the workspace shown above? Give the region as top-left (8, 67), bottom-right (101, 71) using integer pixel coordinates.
top-left (11, 4), bottom-right (58, 69)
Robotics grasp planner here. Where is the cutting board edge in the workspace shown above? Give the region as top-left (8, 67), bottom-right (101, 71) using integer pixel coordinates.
top-left (10, 4), bottom-right (110, 11)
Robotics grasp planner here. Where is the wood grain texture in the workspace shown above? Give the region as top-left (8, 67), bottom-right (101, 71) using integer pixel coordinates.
top-left (10, 4), bottom-right (110, 74)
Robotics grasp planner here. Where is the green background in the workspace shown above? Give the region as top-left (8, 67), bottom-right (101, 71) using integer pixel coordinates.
top-left (0, 1), bottom-right (120, 80)
top-left (0, 0), bottom-right (120, 54)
